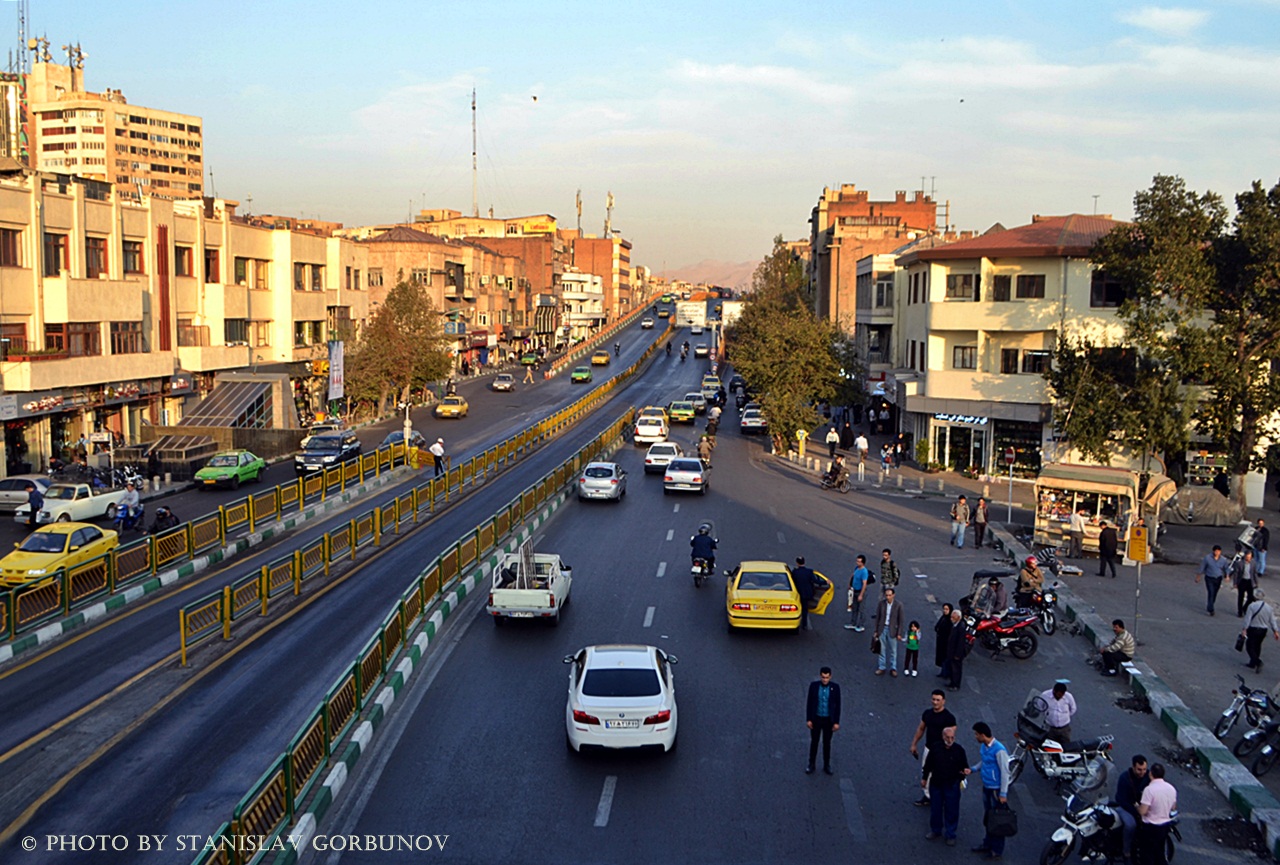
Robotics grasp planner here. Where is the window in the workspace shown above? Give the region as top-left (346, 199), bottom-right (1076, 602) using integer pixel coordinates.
top-left (224, 319), bottom-right (247, 344)
top-left (234, 256), bottom-right (248, 285)
top-left (344, 266), bottom-right (352, 290)
top-left (253, 259), bottom-right (269, 290)
top-left (875, 279), bottom-right (893, 308)
top-left (1001, 349), bottom-right (1020, 374)
top-left (204, 248), bottom-right (219, 282)
top-left (1016, 274), bottom-right (1045, 299)
top-left (368, 268), bottom-right (384, 288)
top-left (0, 228), bottom-right (20, 267)
top-left (953, 346), bottom-right (977, 369)
top-left (1021, 350), bottom-right (1051, 374)
top-left (293, 263), bottom-right (306, 291)
top-left (85, 236), bottom-right (108, 278)
top-left (411, 268), bottom-right (429, 285)
top-left (945, 273), bottom-right (977, 299)
top-left (328, 306), bottom-right (354, 341)
top-left (0, 322), bottom-right (28, 355)
top-left (250, 320), bottom-right (270, 347)
top-left (311, 264), bottom-right (323, 290)
top-left (46, 322), bottom-right (101, 356)
top-left (174, 245), bottom-right (193, 276)
top-left (177, 319), bottom-right (209, 347)
top-left (1090, 271), bottom-right (1127, 308)
top-left (109, 321), bottom-right (144, 354)
top-left (122, 240), bottom-right (143, 274)
top-left (992, 275), bottom-right (1011, 302)
top-left (352, 269), bottom-right (361, 291)
top-left (294, 320), bottom-right (323, 347)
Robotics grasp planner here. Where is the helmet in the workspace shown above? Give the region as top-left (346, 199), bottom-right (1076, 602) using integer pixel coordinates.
top-left (698, 525), bottom-right (710, 535)
top-left (1025, 556), bottom-right (1038, 567)
top-left (988, 576), bottom-right (1001, 586)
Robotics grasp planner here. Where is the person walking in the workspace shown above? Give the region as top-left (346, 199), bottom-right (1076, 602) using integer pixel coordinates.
top-left (1067, 507), bottom-right (1087, 559)
top-left (854, 432), bottom-right (869, 465)
top-left (934, 603), bottom-right (955, 678)
top-left (1115, 754), bottom-right (1150, 862)
top-left (971, 722), bottom-right (1013, 860)
top-left (1040, 679), bottom-right (1078, 742)
top-left (922, 726), bottom-right (970, 846)
top-left (1195, 544), bottom-right (1231, 616)
top-left (844, 554), bottom-right (870, 632)
top-left (878, 406), bottom-right (890, 434)
top-left (874, 587), bottom-right (906, 676)
top-left (905, 620), bottom-right (922, 676)
top-left (879, 548), bottom-right (900, 594)
top-left (1137, 763), bottom-right (1178, 865)
top-left (1101, 619), bottom-right (1136, 676)
top-left (946, 609), bottom-right (968, 691)
top-left (23, 482), bottom-right (42, 531)
top-left (973, 497), bottom-right (990, 549)
top-left (523, 363), bottom-right (535, 384)
top-left (1235, 549), bottom-right (1259, 617)
top-left (428, 437), bottom-right (446, 477)
top-left (840, 420), bottom-right (854, 452)
top-left (950, 495), bottom-right (971, 549)
top-left (911, 689), bottom-right (958, 806)
top-left (1242, 590), bottom-right (1280, 672)
top-left (804, 666), bottom-right (841, 775)
top-left (792, 556), bottom-right (818, 631)
top-left (1097, 520), bottom-right (1120, 578)
top-left (825, 425), bottom-right (840, 459)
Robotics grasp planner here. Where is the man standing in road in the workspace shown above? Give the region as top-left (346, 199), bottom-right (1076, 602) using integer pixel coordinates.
top-left (844, 554), bottom-right (870, 632)
top-left (825, 425), bottom-right (840, 459)
top-left (1067, 507), bottom-right (1087, 559)
top-left (1257, 519), bottom-right (1270, 577)
top-left (805, 666), bottom-right (841, 775)
top-left (23, 482), bottom-right (42, 531)
top-left (910, 689), bottom-right (958, 806)
top-left (1235, 549), bottom-right (1259, 617)
top-left (946, 609), bottom-right (968, 691)
top-left (973, 497), bottom-right (990, 549)
top-left (879, 548), bottom-right (901, 594)
top-left (922, 726), bottom-right (969, 846)
top-left (792, 556), bottom-right (818, 631)
top-left (950, 495), bottom-right (971, 549)
top-left (1040, 679), bottom-right (1078, 742)
top-left (1137, 763), bottom-right (1177, 865)
top-left (1195, 544), bottom-right (1231, 616)
top-left (971, 722), bottom-right (1012, 860)
top-left (874, 587), bottom-right (906, 676)
top-left (854, 432), bottom-right (869, 465)
top-left (429, 437), bottom-right (446, 477)
top-left (1097, 520), bottom-right (1120, 578)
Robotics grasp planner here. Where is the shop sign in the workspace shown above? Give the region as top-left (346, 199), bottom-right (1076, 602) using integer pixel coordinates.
top-left (443, 322), bottom-right (467, 335)
top-left (0, 394), bottom-right (15, 420)
top-left (21, 391), bottom-right (65, 415)
top-left (933, 413), bottom-right (989, 426)
top-left (328, 340), bottom-right (345, 401)
top-left (169, 373), bottom-right (194, 394)
top-left (103, 382), bottom-right (142, 405)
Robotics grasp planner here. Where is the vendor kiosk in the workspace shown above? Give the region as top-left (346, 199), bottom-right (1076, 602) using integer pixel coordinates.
top-left (1034, 463), bottom-right (1175, 557)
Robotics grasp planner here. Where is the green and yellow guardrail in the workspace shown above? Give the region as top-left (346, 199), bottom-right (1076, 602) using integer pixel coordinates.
top-left (190, 408), bottom-right (635, 865)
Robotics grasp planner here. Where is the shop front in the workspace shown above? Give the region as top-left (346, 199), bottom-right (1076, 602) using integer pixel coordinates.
top-left (1034, 463), bottom-right (1175, 556)
top-left (930, 414), bottom-right (989, 474)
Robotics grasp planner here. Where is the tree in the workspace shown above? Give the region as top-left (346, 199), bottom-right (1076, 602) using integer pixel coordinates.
top-left (728, 237), bottom-right (845, 452)
top-left (345, 276), bottom-right (453, 415)
top-left (1089, 175), bottom-right (1280, 500)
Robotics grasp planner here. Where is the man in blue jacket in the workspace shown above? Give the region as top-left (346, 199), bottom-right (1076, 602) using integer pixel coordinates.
top-left (24, 482), bottom-right (42, 531)
top-left (972, 722), bottom-right (1013, 860)
top-left (805, 666), bottom-right (841, 775)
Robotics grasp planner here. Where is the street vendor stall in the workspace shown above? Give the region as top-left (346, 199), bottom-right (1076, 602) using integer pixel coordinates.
top-left (1034, 463), bottom-right (1175, 557)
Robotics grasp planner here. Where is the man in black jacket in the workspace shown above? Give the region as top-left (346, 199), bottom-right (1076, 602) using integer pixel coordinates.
top-left (805, 666), bottom-right (841, 775)
top-left (1097, 520), bottom-right (1120, 578)
top-left (793, 556), bottom-right (818, 630)
top-left (922, 726), bottom-right (970, 845)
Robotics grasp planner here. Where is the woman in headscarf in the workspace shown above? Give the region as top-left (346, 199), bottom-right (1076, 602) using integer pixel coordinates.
top-left (934, 603), bottom-right (955, 677)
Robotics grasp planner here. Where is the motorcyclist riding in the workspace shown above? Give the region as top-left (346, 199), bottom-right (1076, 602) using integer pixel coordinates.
top-left (690, 525), bottom-right (717, 571)
top-left (150, 505), bottom-right (180, 534)
top-left (1017, 557), bottom-right (1044, 607)
top-left (697, 435), bottom-right (713, 466)
top-left (823, 455), bottom-right (849, 486)
top-left (614, 342), bottom-right (620, 356)
top-left (118, 482), bottom-right (142, 530)
top-left (665, 342), bottom-right (672, 356)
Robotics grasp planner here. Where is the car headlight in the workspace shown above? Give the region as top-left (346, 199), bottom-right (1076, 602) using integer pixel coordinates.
top-left (322, 455), bottom-right (337, 462)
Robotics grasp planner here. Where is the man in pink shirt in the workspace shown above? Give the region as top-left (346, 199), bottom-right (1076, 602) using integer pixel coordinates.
top-left (1136, 762), bottom-right (1177, 864)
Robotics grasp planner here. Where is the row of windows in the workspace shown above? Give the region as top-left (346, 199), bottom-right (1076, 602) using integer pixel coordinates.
top-left (32, 321), bottom-right (145, 356)
top-left (949, 346), bottom-right (1052, 374)
top-left (910, 270), bottom-right (1126, 308)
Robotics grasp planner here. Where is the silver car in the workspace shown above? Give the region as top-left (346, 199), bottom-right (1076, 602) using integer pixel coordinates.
top-left (663, 458), bottom-right (709, 495)
top-left (0, 475), bottom-right (50, 513)
top-left (684, 392), bottom-right (708, 414)
top-left (492, 373), bottom-right (515, 392)
top-left (577, 461), bottom-right (627, 502)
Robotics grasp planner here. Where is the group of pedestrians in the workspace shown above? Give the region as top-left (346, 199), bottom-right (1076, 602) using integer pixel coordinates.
top-left (1194, 520), bottom-right (1280, 671)
top-left (946, 494), bottom-right (991, 549)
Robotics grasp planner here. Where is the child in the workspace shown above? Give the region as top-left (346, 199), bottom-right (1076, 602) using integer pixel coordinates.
top-left (905, 620), bottom-right (921, 677)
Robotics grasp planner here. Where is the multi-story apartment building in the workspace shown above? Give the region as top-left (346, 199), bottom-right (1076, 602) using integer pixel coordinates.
top-left (559, 268), bottom-right (606, 342)
top-left (809, 185), bottom-right (937, 329)
top-left (0, 168), bottom-right (368, 477)
top-left (882, 214), bottom-right (1125, 478)
top-left (569, 233), bottom-right (633, 319)
top-left (27, 59), bottom-right (203, 202)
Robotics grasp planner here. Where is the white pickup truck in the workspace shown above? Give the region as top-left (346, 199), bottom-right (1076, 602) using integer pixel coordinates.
top-left (14, 483), bottom-right (130, 525)
top-left (486, 544), bottom-right (572, 626)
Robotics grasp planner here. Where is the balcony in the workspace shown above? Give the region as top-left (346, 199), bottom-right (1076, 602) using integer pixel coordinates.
top-left (177, 344), bottom-right (250, 372)
top-left (43, 275), bottom-right (145, 321)
top-left (926, 299), bottom-right (1062, 333)
top-left (1, 351), bottom-right (176, 391)
top-left (921, 368), bottom-right (1049, 404)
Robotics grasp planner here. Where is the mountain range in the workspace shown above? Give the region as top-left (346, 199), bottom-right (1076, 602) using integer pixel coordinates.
top-left (663, 259), bottom-right (758, 289)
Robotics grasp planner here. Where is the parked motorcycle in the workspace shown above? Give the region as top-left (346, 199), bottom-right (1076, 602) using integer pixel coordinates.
top-left (1011, 696), bottom-right (1114, 788)
top-left (965, 609), bottom-right (1040, 659)
top-left (1039, 758), bottom-right (1125, 865)
top-left (1215, 673), bottom-right (1275, 740)
top-left (1249, 721), bottom-right (1280, 776)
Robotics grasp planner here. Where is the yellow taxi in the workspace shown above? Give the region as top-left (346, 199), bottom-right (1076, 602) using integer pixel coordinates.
top-left (433, 395), bottom-right (470, 418)
top-left (725, 560), bottom-right (834, 632)
top-left (591, 350), bottom-right (612, 366)
top-left (0, 522), bottom-right (119, 586)
top-left (637, 405), bottom-right (669, 426)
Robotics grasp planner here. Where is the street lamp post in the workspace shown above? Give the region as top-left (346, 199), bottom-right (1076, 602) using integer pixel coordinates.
top-left (398, 400), bottom-right (413, 450)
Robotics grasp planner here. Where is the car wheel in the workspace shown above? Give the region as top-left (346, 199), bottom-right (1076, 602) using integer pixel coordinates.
top-left (106, 504), bottom-right (117, 519)
top-left (665, 735), bottom-right (678, 754)
top-left (57, 513), bottom-right (70, 522)
top-left (547, 611), bottom-right (560, 628)
top-left (253, 470), bottom-right (263, 483)
top-left (493, 615), bottom-right (504, 627)
top-left (231, 475), bottom-right (240, 491)
top-left (699, 484), bottom-right (707, 496)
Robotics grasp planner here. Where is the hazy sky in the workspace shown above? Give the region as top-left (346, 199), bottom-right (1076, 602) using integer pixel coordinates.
top-left (23, 0), bottom-right (1280, 272)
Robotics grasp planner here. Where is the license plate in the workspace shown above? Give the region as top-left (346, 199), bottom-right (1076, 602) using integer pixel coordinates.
top-left (753, 605), bottom-right (777, 611)
top-left (203, 479), bottom-right (217, 485)
top-left (605, 719), bottom-right (640, 729)
top-left (508, 611), bottom-right (534, 618)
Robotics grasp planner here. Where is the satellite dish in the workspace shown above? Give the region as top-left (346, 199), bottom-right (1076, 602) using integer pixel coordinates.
top-left (26, 38), bottom-right (36, 49)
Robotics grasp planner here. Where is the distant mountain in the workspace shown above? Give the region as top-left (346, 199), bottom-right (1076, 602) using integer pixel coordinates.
top-left (665, 259), bottom-right (758, 289)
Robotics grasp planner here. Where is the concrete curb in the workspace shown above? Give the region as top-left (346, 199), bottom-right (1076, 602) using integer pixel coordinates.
top-left (780, 448), bottom-right (951, 497)
top-left (0, 467), bottom-right (412, 665)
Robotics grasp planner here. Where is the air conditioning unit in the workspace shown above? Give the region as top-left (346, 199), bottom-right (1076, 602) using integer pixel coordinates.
top-left (480, 275), bottom-right (490, 285)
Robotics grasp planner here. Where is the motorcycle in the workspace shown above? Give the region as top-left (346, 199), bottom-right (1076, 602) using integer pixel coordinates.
top-left (1014, 584), bottom-right (1059, 636)
top-left (965, 609), bottom-right (1040, 659)
top-left (113, 502), bottom-right (146, 534)
top-left (1236, 716), bottom-right (1280, 766)
top-left (819, 470), bottom-right (850, 494)
top-left (1011, 696), bottom-right (1114, 789)
top-left (690, 521), bottom-right (717, 588)
top-left (1039, 758), bottom-right (1127, 865)
top-left (1215, 673), bottom-right (1275, 740)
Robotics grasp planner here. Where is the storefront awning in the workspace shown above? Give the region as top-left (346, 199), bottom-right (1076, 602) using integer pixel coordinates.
top-left (181, 381), bottom-right (271, 427)
top-left (1037, 463), bottom-right (1138, 498)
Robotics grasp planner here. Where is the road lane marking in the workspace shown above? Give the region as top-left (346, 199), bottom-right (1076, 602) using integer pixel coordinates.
top-left (673, 503), bottom-right (680, 513)
top-left (666, 529), bottom-right (673, 541)
top-left (777, 531), bottom-right (786, 544)
top-left (839, 777), bottom-right (869, 842)
top-left (656, 562), bottom-right (667, 578)
top-left (594, 776), bottom-right (618, 827)
top-left (643, 606), bottom-right (655, 628)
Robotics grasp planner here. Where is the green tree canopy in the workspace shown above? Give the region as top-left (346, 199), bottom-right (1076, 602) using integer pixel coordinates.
top-left (345, 276), bottom-right (453, 415)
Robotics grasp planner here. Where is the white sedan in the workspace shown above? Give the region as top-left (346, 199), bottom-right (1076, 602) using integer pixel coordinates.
top-left (663, 457), bottom-right (710, 495)
top-left (564, 644), bottom-right (678, 754)
top-left (693, 344), bottom-right (709, 358)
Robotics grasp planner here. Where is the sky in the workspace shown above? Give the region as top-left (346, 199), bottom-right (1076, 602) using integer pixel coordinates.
top-left (20, 0), bottom-right (1280, 275)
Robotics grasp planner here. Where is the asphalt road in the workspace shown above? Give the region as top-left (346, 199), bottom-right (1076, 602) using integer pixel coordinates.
top-left (314, 402), bottom-right (1257, 865)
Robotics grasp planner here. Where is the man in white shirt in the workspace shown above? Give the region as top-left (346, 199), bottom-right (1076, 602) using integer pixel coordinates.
top-left (853, 433), bottom-right (869, 464)
top-left (1067, 507), bottom-right (1087, 558)
top-left (428, 438), bottom-right (446, 477)
top-left (1137, 763), bottom-right (1177, 864)
top-left (1040, 680), bottom-right (1078, 741)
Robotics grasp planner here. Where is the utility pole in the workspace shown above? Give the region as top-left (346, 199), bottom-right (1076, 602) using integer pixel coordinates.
top-left (575, 189), bottom-right (582, 233)
top-left (471, 88), bottom-right (478, 218)
top-left (603, 191), bottom-right (613, 236)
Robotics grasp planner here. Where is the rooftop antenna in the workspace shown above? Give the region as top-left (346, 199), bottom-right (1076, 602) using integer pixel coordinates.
top-left (16, 0), bottom-right (28, 73)
top-left (1092, 194), bottom-right (1100, 215)
top-left (207, 166), bottom-right (216, 197)
top-left (575, 189), bottom-right (582, 233)
top-left (245, 193), bottom-right (253, 216)
top-left (603, 190), bottom-right (614, 237)
top-left (471, 88), bottom-right (478, 218)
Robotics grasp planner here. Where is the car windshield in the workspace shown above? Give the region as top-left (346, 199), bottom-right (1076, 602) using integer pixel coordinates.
top-left (584, 466), bottom-right (614, 479)
top-left (685, 394), bottom-right (702, 401)
top-left (668, 459), bottom-right (701, 472)
top-left (639, 419), bottom-right (663, 428)
top-left (45, 487), bottom-right (77, 500)
top-left (671, 402), bottom-right (693, 411)
top-left (738, 570), bottom-right (792, 591)
top-left (382, 433), bottom-right (404, 444)
top-left (308, 436), bottom-right (342, 449)
top-left (650, 446), bottom-right (677, 455)
top-left (18, 533), bottom-right (66, 553)
top-left (207, 455), bottom-right (237, 467)
top-left (445, 397), bottom-right (463, 405)
top-left (582, 668), bottom-right (661, 698)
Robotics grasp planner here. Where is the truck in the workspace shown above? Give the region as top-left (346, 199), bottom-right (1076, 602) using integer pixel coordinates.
top-left (486, 541), bottom-right (573, 626)
top-left (13, 482), bottom-right (131, 525)
top-left (674, 300), bottom-right (706, 329)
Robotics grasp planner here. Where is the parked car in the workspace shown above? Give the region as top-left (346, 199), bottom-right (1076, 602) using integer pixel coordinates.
top-left (0, 522), bottom-right (119, 586)
top-left (433, 395), bottom-right (470, 418)
top-left (740, 408), bottom-right (768, 434)
top-left (492, 373), bottom-right (516, 392)
top-left (591, 350), bottom-right (612, 366)
top-left (564, 644), bottom-right (678, 754)
top-left (577, 462), bottom-right (627, 501)
top-left (194, 450), bottom-right (266, 489)
top-left (663, 457), bottom-right (710, 495)
top-left (0, 475), bottom-right (50, 513)
top-left (644, 442), bottom-right (684, 474)
top-left (571, 366), bottom-right (593, 383)
top-left (294, 431), bottom-right (362, 475)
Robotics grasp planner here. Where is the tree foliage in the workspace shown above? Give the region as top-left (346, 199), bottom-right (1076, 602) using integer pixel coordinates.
top-left (728, 237), bottom-right (845, 451)
top-left (345, 276), bottom-right (453, 415)
top-left (1087, 175), bottom-right (1280, 498)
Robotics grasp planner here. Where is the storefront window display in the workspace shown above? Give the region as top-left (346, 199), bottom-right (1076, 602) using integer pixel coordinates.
top-left (993, 420), bottom-right (1042, 477)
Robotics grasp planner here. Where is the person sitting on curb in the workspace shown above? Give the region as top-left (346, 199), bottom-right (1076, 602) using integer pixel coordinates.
top-left (1100, 618), bottom-right (1135, 676)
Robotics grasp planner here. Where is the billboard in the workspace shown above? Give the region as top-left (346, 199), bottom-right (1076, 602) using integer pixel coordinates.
top-left (328, 340), bottom-right (345, 401)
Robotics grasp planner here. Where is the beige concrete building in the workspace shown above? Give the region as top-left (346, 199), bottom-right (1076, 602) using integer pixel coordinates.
top-left (560, 268), bottom-right (606, 342)
top-left (27, 60), bottom-right (203, 202)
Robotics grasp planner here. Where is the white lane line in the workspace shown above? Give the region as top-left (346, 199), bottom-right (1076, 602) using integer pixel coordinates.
top-left (666, 529), bottom-right (674, 541)
top-left (656, 562), bottom-right (667, 578)
top-left (673, 503), bottom-right (680, 513)
top-left (594, 776), bottom-right (618, 827)
top-left (643, 606), bottom-right (655, 628)
top-left (839, 777), bottom-right (869, 842)
top-left (777, 531), bottom-right (786, 544)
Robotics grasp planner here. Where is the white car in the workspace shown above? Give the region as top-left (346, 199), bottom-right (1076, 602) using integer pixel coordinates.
top-left (663, 457), bottom-right (710, 495)
top-left (577, 462), bottom-right (627, 501)
top-left (633, 416), bottom-right (668, 446)
top-left (644, 442), bottom-right (684, 474)
top-left (740, 408), bottom-right (767, 434)
top-left (0, 475), bottom-right (50, 513)
top-left (564, 644), bottom-right (678, 754)
top-left (492, 373), bottom-right (515, 392)
top-left (690, 325), bottom-right (704, 335)
top-left (641, 318), bottom-right (655, 329)
top-left (684, 392), bottom-right (708, 414)
top-left (693, 344), bottom-right (709, 358)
